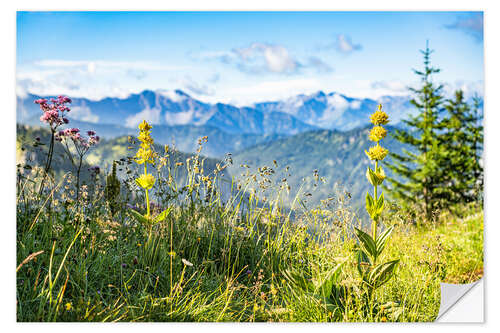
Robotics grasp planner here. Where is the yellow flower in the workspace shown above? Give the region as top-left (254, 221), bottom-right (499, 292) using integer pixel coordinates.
top-left (135, 147), bottom-right (156, 165)
top-left (370, 104), bottom-right (389, 125)
top-left (369, 126), bottom-right (387, 142)
top-left (138, 132), bottom-right (154, 146)
top-left (365, 145), bottom-right (389, 161)
top-left (136, 173), bottom-right (155, 190)
top-left (138, 120), bottom-right (152, 132)
top-left (65, 302), bottom-right (72, 311)
top-left (381, 316), bottom-right (387, 322)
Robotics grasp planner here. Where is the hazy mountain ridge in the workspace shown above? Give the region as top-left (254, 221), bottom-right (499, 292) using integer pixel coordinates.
top-left (16, 89), bottom-right (415, 136)
top-left (19, 117), bottom-right (286, 158)
top-left (17, 90), bottom-right (317, 136)
top-left (253, 91), bottom-right (415, 130)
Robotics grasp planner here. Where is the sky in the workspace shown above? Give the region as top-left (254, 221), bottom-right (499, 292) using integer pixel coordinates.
top-left (16, 11), bottom-right (484, 105)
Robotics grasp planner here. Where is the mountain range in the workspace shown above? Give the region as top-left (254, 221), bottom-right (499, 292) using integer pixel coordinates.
top-left (17, 89), bottom-right (415, 156)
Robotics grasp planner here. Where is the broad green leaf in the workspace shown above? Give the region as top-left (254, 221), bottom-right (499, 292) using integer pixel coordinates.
top-left (365, 192), bottom-right (374, 215)
top-left (366, 167), bottom-right (376, 186)
top-left (369, 259), bottom-right (399, 289)
top-left (376, 192), bottom-right (384, 210)
top-left (129, 209), bottom-right (149, 225)
top-left (356, 250), bottom-right (371, 283)
top-left (315, 262), bottom-right (344, 299)
top-left (153, 207), bottom-right (172, 224)
top-left (355, 228), bottom-right (377, 261)
top-left (376, 225), bottom-right (394, 254)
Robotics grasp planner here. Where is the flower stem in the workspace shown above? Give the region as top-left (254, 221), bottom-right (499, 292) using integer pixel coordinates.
top-left (39, 129), bottom-right (55, 195)
top-left (372, 160), bottom-right (379, 242)
top-left (144, 163), bottom-right (150, 218)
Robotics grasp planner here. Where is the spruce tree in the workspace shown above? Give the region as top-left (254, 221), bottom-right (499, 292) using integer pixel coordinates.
top-left (384, 42), bottom-right (447, 221)
top-left (470, 95), bottom-right (484, 202)
top-left (440, 90), bottom-right (483, 205)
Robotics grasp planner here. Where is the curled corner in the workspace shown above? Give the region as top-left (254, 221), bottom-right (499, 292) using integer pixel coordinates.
top-left (435, 278), bottom-right (483, 322)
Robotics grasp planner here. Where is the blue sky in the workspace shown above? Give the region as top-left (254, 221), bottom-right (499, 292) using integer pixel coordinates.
top-left (16, 11), bottom-right (484, 105)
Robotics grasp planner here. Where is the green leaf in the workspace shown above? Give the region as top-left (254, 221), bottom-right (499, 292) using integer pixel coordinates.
top-left (129, 209), bottom-right (149, 225)
top-left (366, 167), bottom-right (376, 186)
top-left (314, 263), bottom-right (344, 299)
top-left (283, 268), bottom-right (314, 293)
top-left (356, 250), bottom-right (371, 283)
top-left (354, 227), bottom-right (377, 260)
top-left (375, 192), bottom-right (385, 216)
top-left (365, 192), bottom-right (374, 216)
top-left (376, 225), bottom-right (394, 254)
top-left (368, 259), bottom-right (399, 289)
top-left (153, 207), bottom-right (172, 224)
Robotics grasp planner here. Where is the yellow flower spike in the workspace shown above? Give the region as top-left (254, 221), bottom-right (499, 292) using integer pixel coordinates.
top-left (136, 173), bottom-right (156, 190)
top-left (369, 126), bottom-right (387, 142)
top-left (370, 104), bottom-right (389, 125)
top-left (138, 132), bottom-right (154, 145)
top-left (138, 120), bottom-right (152, 132)
top-left (365, 145), bottom-right (389, 161)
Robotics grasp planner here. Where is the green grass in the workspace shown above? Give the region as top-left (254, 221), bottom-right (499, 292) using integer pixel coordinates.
top-left (16, 141), bottom-right (483, 322)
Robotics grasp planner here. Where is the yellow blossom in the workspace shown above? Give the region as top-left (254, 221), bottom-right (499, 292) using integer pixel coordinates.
top-left (369, 126), bottom-right (387, 142)
top-left (136, 173), bottom-right (155, 190)
top-left (65, 302), bottom-right (72, 311)
top-left (135, 147), bottom-right (156, 164)
top-left (370, 104), bottom-right (389, 125)
top-left (138, 120), bottom-right (152, 132)
top-left (365, 145), bottom-right (389, 161)
top-left (138, 132), bottom-right (154, 145)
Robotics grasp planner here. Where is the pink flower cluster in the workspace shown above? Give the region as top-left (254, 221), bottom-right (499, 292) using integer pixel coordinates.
top-left (35, 96), bottom-right (72, 129)
top-left (56, 128), bottom-right (100, 154)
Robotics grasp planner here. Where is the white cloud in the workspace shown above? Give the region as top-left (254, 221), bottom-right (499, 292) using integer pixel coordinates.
top-left (350, 100), bottom-right (361, 109)
top-left (370, 80), bottom-right (408, 94)
top-left (69, 105), bottom-right (99, 123)
top-left (443, 80), bottom-right (484, 99)
top-left (125, 108), bottom-right (162, 128)
top-left (157, 90), bottom-right (187, 103)
top-left (16, 60), bottom-right (190, 100)
top-left (220, 78), bottom-right (323, 106)
top-left (446, 13), bottom-right (483, 42)
top-left (335, 34), bottom-right (362, 54)
top-left (233, 42), bottom-right (299, 74)
top-left (200, 43), bottom-right (332, 75)
top-left (165, 110), bottom-right (195, 126)
top-left (319, 93), bottom-right (350, 125)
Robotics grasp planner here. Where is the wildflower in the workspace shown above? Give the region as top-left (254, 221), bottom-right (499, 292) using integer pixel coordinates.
top-left (136, 173), bottom-right (155, 190)
top-left (138, 120), bottom-right (152, 132)
top-left (181, 258), bottom-right (193, 267)
top-left (35, 96), bottom-right (72, 130)
top-left (381, 316), bottom-right (387, 322)
top-left (370, 104), bottom-right (389, 125)
top-left (369, 126), bottom-right (387, 142)
top-left (365, 145), bottom-right (389, 161)
top-left (135, 147), bottom-right (155, 164)
top-left (65, 302), bottom-right (72, 311)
